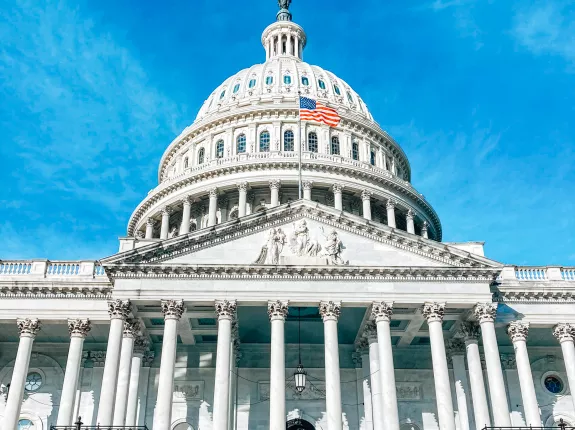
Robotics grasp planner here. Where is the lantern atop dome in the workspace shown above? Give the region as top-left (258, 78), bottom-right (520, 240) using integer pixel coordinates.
top-left (277, 0), bottom-right (292, 21)
top-left (263, 0), bottom-right (306, 61)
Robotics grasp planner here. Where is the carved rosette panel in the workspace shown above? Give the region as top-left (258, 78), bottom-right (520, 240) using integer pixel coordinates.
top-left (133, 337), bottom-right (150, 356)
top-left (422, 302), bottom-right (445, 323)
top-left (319, 301), bottom-right (341, 322)
top-left (267, 300), bottom-right (289, 321)
top-left (108, 299), bottom-right (131, 320)
top-left (474, 303), bottom-right (497, 324)
top-left (17, 318), bottom-right (41, 337)
top-left (553, 323), bottom-right (575, 343)
top-left (215, 300), bottom-right (237, 321)
top-left (362, 321), bottom-right (378, 342)
top-left (123, 319), bottom-right (141, 338)
top-left (371, 301), bottom-right (393, 323)
top-left (68, 318), bottom-right (91, 338)
top-left (507, 321), bottom-right (529, 343)
top-left (461, 321), bottom-right (481, 341)
top-left (161, 299), bottom-right (185, 320)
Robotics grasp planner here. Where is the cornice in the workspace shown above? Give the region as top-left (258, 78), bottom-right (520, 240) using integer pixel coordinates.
top-left (493, 288), bottom-right (575, 304)
top-left (0, 283), bottom-right (112, 299)
top-left (128, 159), bottom-right (440, 239)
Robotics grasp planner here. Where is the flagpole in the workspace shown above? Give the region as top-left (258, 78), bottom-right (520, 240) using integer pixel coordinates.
top-left (298, 91), bottom-right (302, 199)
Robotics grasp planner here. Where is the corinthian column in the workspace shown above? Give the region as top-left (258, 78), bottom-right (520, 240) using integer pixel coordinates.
top-left (363, 322), bottom-right (384, 430)
top-left (361, 190), bottom-right (372, 221)
top-left (213, 300), bottom-right (237, 430)
top-left (507, 322), bottom-right (541, 426)
top-left (320, 301), bottom-right (343, 430)
top-left (126, 337), bottom-right (149, 427)
top-left (474, 303), bottom-right (511, 426)
top-left (553, 324), bottom-right (575, 413)
top-left (145, 218), bottom-right (155, 239)
top-left (113, 319), bottom-right (140, 426)
top-left (208, 188), bottom-right (219, 227)
top-left (180, 196), bottom-right (193, 235)
top-left (446, 338), bottom-right (472, 430)
top-left (386, 200), bottom-right (396, 228)
top-left (268, 300), bottom-right (288, 430)
top-left (153, 300), bottom-right (185, 430)
top-left (371, 302), bottom-right (399, 430)
top-left (57, 319), bottom-right (91, 426)
top-left (332, 184), bottom-right (344, 211)
top-left (237, 182), bottom-right (248, 217)
top-left (406, 209), bottom-right (416, 234)
top-left (356, 342), bottom-right (373, 430)
top-left (97, 299), bottom-right (131, 426)
top-left (423, 303), bottom-right (456, 430)
top-left (160, 207), bottom-right (172, 239)
top-left (461, 322), bottom-right (490, 430)
top-left (269, 180), bottom-right (281, 207)
top-left (303, 180), bottom-right (313, 200)
top-left (4, 319), bottom-right (41, 430)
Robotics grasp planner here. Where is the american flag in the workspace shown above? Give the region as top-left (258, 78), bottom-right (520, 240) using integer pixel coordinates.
top-left (299, 96), bottom-right (340, 127)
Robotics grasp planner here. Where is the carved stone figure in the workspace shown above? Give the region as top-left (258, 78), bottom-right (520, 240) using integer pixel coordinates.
top-left (289, 220), bottom-right (321, 256)
top-left (278, 0), bottom-right (291, 9)
top-left (320, 228), bottom-right (347, 265)
top-left (168, 226), bottom-right (179, 238)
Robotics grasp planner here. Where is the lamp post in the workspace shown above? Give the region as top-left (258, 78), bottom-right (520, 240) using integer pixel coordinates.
top-left (293, 307), bottom-right (307, 393)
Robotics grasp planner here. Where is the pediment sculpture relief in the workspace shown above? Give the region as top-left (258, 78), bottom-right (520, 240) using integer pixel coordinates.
top-left (254, 220), bottom-right (348, 265)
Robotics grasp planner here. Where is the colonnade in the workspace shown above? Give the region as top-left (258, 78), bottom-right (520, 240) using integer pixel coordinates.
top-left (144, 180), bottom-right (430, 240)
top-left (5, 302), bottom-right (575, 430)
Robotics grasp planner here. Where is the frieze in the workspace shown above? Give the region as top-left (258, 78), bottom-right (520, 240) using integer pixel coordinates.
top-left (173, 380), bottom-right (204, 402)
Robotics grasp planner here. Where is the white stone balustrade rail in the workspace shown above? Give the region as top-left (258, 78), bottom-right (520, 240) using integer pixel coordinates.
top-left (498, 266), bottom-right (575, 282)
top-left (0, 260), bottom-right (106, 278)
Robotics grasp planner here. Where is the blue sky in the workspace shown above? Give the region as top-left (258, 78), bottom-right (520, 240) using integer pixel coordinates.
top-left (0, 0), bottom-right (573, 265)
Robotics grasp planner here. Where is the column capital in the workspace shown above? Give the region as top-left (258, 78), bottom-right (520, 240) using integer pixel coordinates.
top-left (68, 318), bottom-right (91, 338)
top-left (237, 181), bottom-right (249, 192)
top-left (446, 338), bottom-right (465, 358)
top-left (553, 323), bottom-right (575, 343)
top-left (474, 303), bottom-right (497, 323)
top-left (355, 337), bottom-right (368, 355)
top-left (269, 179), bottom-right (281, 190)
top-left (302, 180), bottom-right (314, 190)
top-left (319, 300), bottom-right (341, 321)
top-left (371, 301), bottom-right (393, 322)
top-left (133, 336), bottom-right (150, 356)
top-left (267, 300), bottom-right (289, 321)
top-left (460, 321), bottom-right (481, 341)
top-left (500, 353), bottom-right (517, 369)
top-left (406, 208), bottom-right (416, 220)
top-left (352, 351), bottom-right (362, 368)
top-left (215, 299), bottom-right (237, 321)
top-left (507, 321), bottom-right (529, 342)
top-left (161, 299), bottom-right (185, 320)
top-left (386, 199), bottom-right (396, 210)
top-left (362, 321), bottom-right (378, 343)
top-left (181, 195), bottom-right (193, 206)
top-left (17, 318), bottom-right (41, 337)
top-left (108, 299), bottom-right (131, 320)
top-left (146, 218), bottom-right (156, 227)
top-left (161, 206), bottom-right (173, 216)
top-left (361, 189), bottom-right (372, 201)
top-left (123, 319), bottom-right (141, 338)
top-left (209, 188), bottom-right (219, 198)
top-left (142, 350), bottom-right (155, 367)
top-left (422, 302), bottom-right (445, 323)
top-left (332, 183), bottom-right (345, 193)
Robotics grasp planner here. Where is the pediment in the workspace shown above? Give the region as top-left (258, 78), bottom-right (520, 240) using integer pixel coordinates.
top-left (102, 201), bottom-right (502, 272)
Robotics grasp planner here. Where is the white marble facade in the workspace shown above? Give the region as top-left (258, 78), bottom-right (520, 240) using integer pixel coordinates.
top-left (2, 2), bottom-right (575, 430)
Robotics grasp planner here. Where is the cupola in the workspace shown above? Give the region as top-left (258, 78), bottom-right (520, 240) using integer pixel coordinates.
top-left (261, 0), bottom-right (307, 61)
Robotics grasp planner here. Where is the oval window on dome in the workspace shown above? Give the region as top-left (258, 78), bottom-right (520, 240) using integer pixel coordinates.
top-left (265, 76), bottom-right (274, 85)
top-left (284, 75), bottom-right (292, 85)
top-left (318, 79), bottom-right (326, 90)
top-left (248, 78), bottom-right (256, 88)
top-left (333, 85), bottom-right (341, 95)
top-left (233, 84), bottom-right (240, 93)
top-left (301, 76), bottom-right (309, 86)
top-left (219, 90), bottom-right (226, 99)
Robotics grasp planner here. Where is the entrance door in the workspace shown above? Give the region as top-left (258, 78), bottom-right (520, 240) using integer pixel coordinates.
top-left (286, 418), bottom-right (315, 430)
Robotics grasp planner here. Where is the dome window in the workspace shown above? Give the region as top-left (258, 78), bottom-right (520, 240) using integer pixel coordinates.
top-left (318, 79), bottom-right (326, 90)
top-left (331, 136), bottom-right (340, 155)
top-left (249, 79), bottom-right (257, 89)
top-left (260, 131), bottom-right (270, 152)
top-left (333, 85), bottom-right (341, 95)
top-left (284, 130), bottom-right (294, 151)
top-left (220, 90), bottom-right (226, 99)
top-left (352, 142), bottom-right (359, 161)
top-left (198, 148), bottom-right (205, 165)
top-left (370, 149), bottom-right (376, 166)
top-left (233, 84), bottom-right (240, 94)
top-left (284, 75), bottom-right (292, 85)
top-left (237, 134), bottom-right (246, 154)
top-left (215, 140), bottom-right (225, 158)
top-left (308, 132), bottom-right (318, 153)
top-left (301, 76), bottom-right (309, 86)
top-left (266, 76), bottom-right (274, 85)
top-left (347, 91), bottom-right (354, 103)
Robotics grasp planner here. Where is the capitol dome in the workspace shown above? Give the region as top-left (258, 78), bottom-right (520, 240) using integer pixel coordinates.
top-left (126, 2), bottom-right (442, 243)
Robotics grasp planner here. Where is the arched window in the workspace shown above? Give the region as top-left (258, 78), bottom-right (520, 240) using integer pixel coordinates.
top-left (333, 85), bottom-right (341, 95)
top-left (249, 78), bottom-right (256, 88)
top-left (219, 90), bottom-right (226, 99)
top-left (331, 136), bottom-right (340, 155)
top-left (215, 140), bottom-right (224, 158)
top-left (352, 142), bottom-right (359, 161)
top-left (183, 157), bottom-right (189, 169)
top-left (347, 91), bottom-right (354, 103)
top-left (236, 134), bottom-right (246, 154)
top-left (260, 131), bottom-right (270, 152)
top-left (318, 79), bottom-right (326, 90)
top-left (370, 149), bottom-right (376, 166)
top-left (198, 148), bottom-right (205, 164)
top-left (233, 84), bottom-right (240, 93)
top-left (284, 130), bottom-right (294, 151)
top-left (265, 76), bottom-right (273, 85)
top-left (308, 132), bottom-right (318, 153)
top-left (284, 75), bottom-right (292, 85)
top-left (301, 76), bottom-right (309, 86)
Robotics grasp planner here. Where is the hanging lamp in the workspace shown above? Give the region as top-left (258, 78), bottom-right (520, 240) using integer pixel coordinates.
top-left (294, 307), bottom-right (307, 393)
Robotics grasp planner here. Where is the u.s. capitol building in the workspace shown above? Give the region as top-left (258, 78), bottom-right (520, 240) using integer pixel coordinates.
top-left (1, 2), bottom-right (574, 430)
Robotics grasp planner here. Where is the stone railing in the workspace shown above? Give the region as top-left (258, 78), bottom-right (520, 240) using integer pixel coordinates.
top-left (0, 260), bottom-right (106, 278)
top-left (498, 266), bottom-right (575, 282)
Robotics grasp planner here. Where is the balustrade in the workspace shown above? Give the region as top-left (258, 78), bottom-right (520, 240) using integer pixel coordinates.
top-left (0, 261), bottom-right (32, 275)
top-left (0, 261), bottom-right (106, 278)
top-left (515, 267), bottom-right (547, 281)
